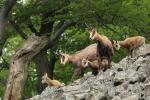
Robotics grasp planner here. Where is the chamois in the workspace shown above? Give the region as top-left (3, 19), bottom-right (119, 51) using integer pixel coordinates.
top-left (87, 28), bottom-right (113, 70)
top-left (82, 58), bottom-right (109, 75)
top-left (41, 73), bottom-right (64, 88)
top-left (112, 36), bottom-right (145, 57)
top-left (60, 43), bottom-right (97, 81)
top-left (88, 27), bottom-right (113, 52)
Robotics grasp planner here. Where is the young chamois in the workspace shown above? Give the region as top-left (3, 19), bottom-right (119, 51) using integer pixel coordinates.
top-left (82, 57), bottom-right (109, 75)
top-left (41, 73), bottom-right (64, 88)
top-left (87, 28), bottom-right (113, 70)
top-left (112, 36), bottom-right (145, 57)
top-left (60, 43), bottom-right (97, 81)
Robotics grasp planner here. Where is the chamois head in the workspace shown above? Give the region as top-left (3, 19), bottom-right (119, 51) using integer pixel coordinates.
top-left (81, 58), bottom-right (89, 68)
top-left (101, 59), bottom-right (109, 67)
top-left (112, 40), bottom-right (121, 51)
top-left (87, 27), bottom-right (98, 40)
top-left (41, 73), bottom-right (50, 84)
top-left (60, 53), bottom-right (69, 65)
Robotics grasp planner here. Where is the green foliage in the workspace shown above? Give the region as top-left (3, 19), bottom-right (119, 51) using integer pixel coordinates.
top-left (0, 0), bottom-right (150, 98)
top-left (3, 35), bottom-right (23, 63)
top-left (58, 28), bottom-right (92, 53)
top-left (54, 61), bottom-right (73, 84)
top-left (25, 62), bottom-right (38, 97)
top-left (0, 69), bottom-right (8, 96)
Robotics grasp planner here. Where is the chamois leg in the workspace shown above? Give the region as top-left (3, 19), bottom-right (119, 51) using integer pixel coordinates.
top-left (130, 49), bottom-right (136, 61)
top-left (126, 49), bottom-right (133, 67)
top-left (97, 56), bottom-right (102, 72)
top-left (108, 58), bottom-right (112, 69)
top-left (80, 68), bottom-right (84, 77)
top-left (130, 49), bottom-right (134, 58)
top-left (97, 42), bottom-right (102, 72)
top-left (71, 68), bottom-right (81, 82)
top-left (106, 50), bottom-right (112, 69)
top-left (126, 50), bottom-right (131, 68)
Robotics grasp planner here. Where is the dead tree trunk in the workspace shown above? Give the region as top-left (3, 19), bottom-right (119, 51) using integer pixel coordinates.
top-left (4, 35), bottom-right (48, 100)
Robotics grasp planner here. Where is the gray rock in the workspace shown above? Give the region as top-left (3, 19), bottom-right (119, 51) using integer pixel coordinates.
top-left (112, 96), bottom-right (121, 100)
top-left (145, 96), bottom-right (150, 100)
top-left (145, 82), bottom-right (150, 99)
top-left (126, 69), bottom-right (138, 84)
top-left (60, 93), bottom-right (75, 100)
top-left (122, 94), bottom-right (139, 100)
top-left (86, 92), bottom-right (106, 100)
top-left (114, 72), bottom-right (126, 86)
top-left (28, 44), bottom-right (150, 100)
top-left (135, 44), bottom-right (150, 57)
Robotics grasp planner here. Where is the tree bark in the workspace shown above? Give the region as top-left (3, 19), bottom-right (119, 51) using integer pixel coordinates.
top-left (0, 0), bottom-right (17, 56)
top-left (34, 51), bottom-right (58, 93)
top-left (34, 51), bottom-right (51, 93)
top-left (48, 54), bottom-right (58, 79)
top-left (4, 35), bottom-right (48, 100)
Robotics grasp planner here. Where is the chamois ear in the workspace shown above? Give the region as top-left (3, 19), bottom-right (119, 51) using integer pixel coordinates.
top-left (112, 40), bottom-right (118, 45)
top-left (116, 40), bottom-right (119, 43)
top-left (88, 27), bottom-right (96, 40)
top-left (92, 27), bottom-right (96, 32)
top-left (44, 73), bottom-right (48, 77)
top-left (110, 39), bottom-right (114, 44)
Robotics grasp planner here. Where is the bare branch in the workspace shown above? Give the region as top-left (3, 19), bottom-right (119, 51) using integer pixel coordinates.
top-left (51, 20), bottom-right (74, 41)
top-left (45, 20), bottom-right (75, 49)
top-left (53, 21), bottom-right (65, 32)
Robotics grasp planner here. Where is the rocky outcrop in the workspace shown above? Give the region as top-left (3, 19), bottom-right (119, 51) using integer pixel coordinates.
top-left (28, 44), bottom-right (150, 100)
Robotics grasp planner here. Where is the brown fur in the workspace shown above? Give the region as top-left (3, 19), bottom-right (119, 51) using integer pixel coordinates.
top-left (88, 28), bottom-right (113, 70)
top-left (82, 58), bottom-right (109, 75)
top-left (114, 36), bottom-right (145, 57)
top-left (60, 43), bottom-right (97, 64)
top-left (60, 43), bottom-right (98, 81)
top-left (88, 28), bottom-right (114, 52)
top-left (41, 73), bottom-right (63, 87)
